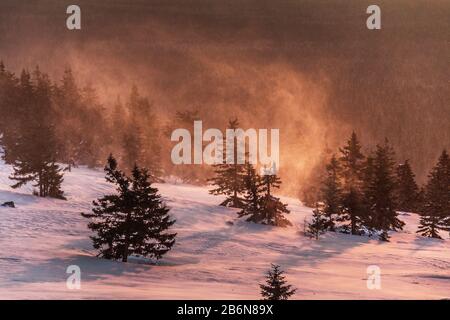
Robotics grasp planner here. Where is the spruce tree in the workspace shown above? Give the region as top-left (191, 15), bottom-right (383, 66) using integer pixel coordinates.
top-left (396, 160), bottom-right (420, 212)
top-left (127, 86), bottom-right (163, 180)
top-left (82, 155), bottom-right (176, 262)
top-left (260, 264), bottom-right (296, 300)
top-left (361, 153), bottom-right (375, 212)
top-left (0, 61), bottom-right (19, 148)
top-left (82, 155), bottom-right (129, 260)
top-left (321, 155), bottom-right (342, 231)
top-left (208, 119), bottom-right (245, 208)
top-left (127, 163), bottom-right (176, 258)
top-left (42, 162), bottom-right (66, 199)
top-left (8, 68), bottom-right (65, 199)
top-left (259, 172), bottom-right (292, 227)
top-left (240, 166), bottom-right (292, 227)
top-left (53, 68), bottom-right (83, 166)
top-left (339, 132), bottom-right (366, 234)
top-left (366, 140), bottom-right (404, 241)
top-left (417, 150), bottom-right (450, 239)
top-left (77, 85), bottom-right (108, 168)
top-left (239, 162), bottom-right (263, 220)
top-left (307, 204), bottom-right (328, 240)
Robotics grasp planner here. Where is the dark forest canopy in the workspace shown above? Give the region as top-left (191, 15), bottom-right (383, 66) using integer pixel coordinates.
top-left (0, 0), bottom-right (448, 195)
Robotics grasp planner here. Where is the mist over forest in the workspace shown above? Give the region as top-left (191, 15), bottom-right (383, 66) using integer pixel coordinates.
top-left (0, 0), bottom-right (448, 196)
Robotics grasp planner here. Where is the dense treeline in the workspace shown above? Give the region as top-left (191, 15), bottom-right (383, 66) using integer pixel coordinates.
top-left (1, 62), bottom-right (448, 240)
top-left (0, 62), bottom-right (165, 197)
top-left (309, 132), bottom-right (450, 240)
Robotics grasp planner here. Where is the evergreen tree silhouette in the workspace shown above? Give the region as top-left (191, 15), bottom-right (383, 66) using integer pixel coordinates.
top-left (365, 140), bottom-right (404, 241)
top-left (208, 119), bottom-right (245, 208)
top-left (239, 162), bottom-right (263, 219)
top-left (417, 150), bottom-right (450, 239)
top-left (260, 264), bottom-right (296, 300)
top-left (339, 132), bottom-right (366, 234)
top-left (321, 155), bottom-right (342, 231)
top-left (82, 155), bottom-right (176, 262)
top-left (395, 160), bottom-right (420, 212)
top-left (259, 171), bottom-right (292, 227)
top-left (7, 67), bottom-right (65, 199)
top-left (307, 204), bottom-right (328, 239)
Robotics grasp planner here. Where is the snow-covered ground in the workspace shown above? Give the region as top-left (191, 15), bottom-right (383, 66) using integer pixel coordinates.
top-left (0, 161), bottom-right (448, 300)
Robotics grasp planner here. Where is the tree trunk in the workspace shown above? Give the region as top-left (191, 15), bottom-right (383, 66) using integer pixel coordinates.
top-left (122, 214), bottom-right (131, 262)
top-left (351, 213), bottom-right (356, 235)
top-left (122, 244), bottom-right (129, 262)
top-left (38, 171), bottom-right (43, 197)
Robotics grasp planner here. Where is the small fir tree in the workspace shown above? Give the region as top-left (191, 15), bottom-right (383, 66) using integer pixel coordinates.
top-left (307, 204), bottom-right (328, 240)
top-left (257, 171), bottom-right (292, 227)
top-left (260, 264), bottom-right (297, 300)
top-left (82, 155), bottom-right (176, 262)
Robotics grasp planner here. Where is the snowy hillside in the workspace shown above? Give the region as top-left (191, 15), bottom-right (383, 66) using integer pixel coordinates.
top-left (0, 161), bottom-right (448, 300)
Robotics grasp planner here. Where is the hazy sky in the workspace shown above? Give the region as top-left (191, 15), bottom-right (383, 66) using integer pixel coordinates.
top-left (0, 0), bottom-right (448, 191)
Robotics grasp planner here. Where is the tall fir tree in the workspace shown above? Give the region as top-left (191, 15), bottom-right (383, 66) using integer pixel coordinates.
top-left (208, 119), bottom-right (245, 208)
top-left (365, 140), bottom-right (404, 241)
top-left (53, 68), bottom-right (109, 168)
top-left (339, 132), bottom-right (366, 234)
top-left (260, 264), bottom-right (297, 300)
top-left (127, 163), bottom-right (175, 258)
top-left (7, 67), bottom-right (65, 199)
top-left (239, 162), bottom-right (263, 220)
top-left (53, 68), bottom-right (83, 166)
top-left (395, 160), bottom-right (420, 212)
top-left (0, 61), bottom-right (19, 151)
top-left (417, 150), bottom-right (450, 239)
top-left (321, 155), bottom-right (342, 231)
top-left (82, 155), bottom-right (176, 262)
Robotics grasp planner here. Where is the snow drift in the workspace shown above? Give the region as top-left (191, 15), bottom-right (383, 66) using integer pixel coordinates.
top-left (0, 161), bottom-right (448, 299)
